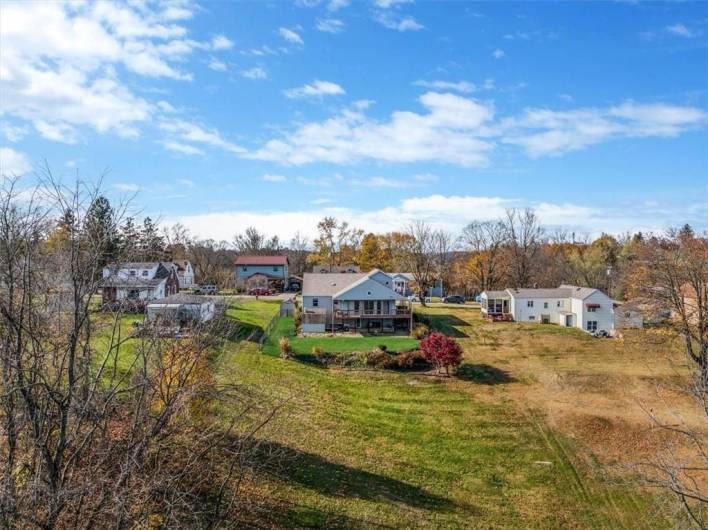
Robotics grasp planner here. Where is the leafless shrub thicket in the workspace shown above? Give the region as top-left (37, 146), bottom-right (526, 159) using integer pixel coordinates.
top-left (0, 173), bottom-right (280, 529)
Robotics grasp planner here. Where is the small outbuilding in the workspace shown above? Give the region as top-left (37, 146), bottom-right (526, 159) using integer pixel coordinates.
top-left (146, 294), bottom-right (216, 328)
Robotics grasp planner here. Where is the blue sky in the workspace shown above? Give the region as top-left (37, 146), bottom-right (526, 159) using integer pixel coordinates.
top-left (1, 0), bottom-right (706, 241)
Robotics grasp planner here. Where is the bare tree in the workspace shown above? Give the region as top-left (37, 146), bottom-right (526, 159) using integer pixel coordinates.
top-left (503, 208), bottom-right (545, 288)
top-left (460, 220), bottom-right (506, 292)
top-left (401, 221), bottom-right (437, 306)
top-left (0, 173), bottom-right (277, 529)
top-left (287, 231), bottom-right (310, 276)
top-left (433, 229), bottom-right (454, 297)
top-left (233, 227), bottom-right (280, 255)
top-left (634, 229), bottom-right (707, 528)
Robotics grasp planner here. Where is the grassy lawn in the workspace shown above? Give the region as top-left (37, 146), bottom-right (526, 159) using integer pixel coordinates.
top-left (214, 303), bottom-right (678, 528)
top-left (261, 316), bottom-right (419, 357)
top-left (225, 298), bottom-right (281, 340)
top-left (91, 300), bottom-right (683, 528)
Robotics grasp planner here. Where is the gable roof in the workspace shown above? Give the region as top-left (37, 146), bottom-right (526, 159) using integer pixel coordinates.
top-left (302, 273), bottom-right (367, 297)
top-left (105, 262), bottom-right (160, 270)
top-left (506, 288), bottom-right (572, 298)
top-left (334, 275), bottom-right (404, 300)
top-left (558, 284), bottom-right (600, 299)
top-left (235, 255), bottom-right (288, 266)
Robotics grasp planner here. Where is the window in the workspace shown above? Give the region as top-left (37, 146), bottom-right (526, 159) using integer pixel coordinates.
top-left (557, 300), bottom-right (563, 307)
top-left (142, 270), bottom-right (148, 276)
top-left (527, 300), bottom-right (534, 307)
top-left (367, 291), bottom-right (372, 296)
top-left (543, 302), bottom-right (548, 309)
top-left (624, 312), bottom-right (631, 318)
top-left (588, 306), bottom-right (597, 312)
top-left (354, 301), bottom-right (360, 311)
top-left (127, 289), bottom-right (140, 300)
top-left (529, 315), bottom-right (536, 320)
top-left (273, 267), bottom-right (278, 272)
top-left (312, 298), bottom-right (319, 307)
top-left (242, 266), bottom-right (247, 271)
top-left (129, 270), bottom-right (136, 276)
top-left (586, 321), bottom-right (598, 332)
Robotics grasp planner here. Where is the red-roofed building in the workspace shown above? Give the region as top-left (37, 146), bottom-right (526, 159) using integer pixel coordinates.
top-left (235, 255), bottom-right (289, 291)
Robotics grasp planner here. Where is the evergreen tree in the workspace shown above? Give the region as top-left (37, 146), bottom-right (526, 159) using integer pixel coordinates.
top-left (85, 196), bottom-right (118, 265)
top-left (118, 217), bottom-right (140, 259)
top-left (139, 217), bottom-right (166, 261)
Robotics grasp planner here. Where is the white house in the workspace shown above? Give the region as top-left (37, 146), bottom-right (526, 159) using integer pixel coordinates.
top-left (301, 269), bottom-right (412, 334)
top-left (146, 294), bottom-right (216, 328)
top-left (172, 260), bottom-right (195, 287)
top-left (480, 284), bottom-right (617, 335)
top-left (101, 262), bottom-right (179, 305)
top-left (389, 272), bottom-right (414, 296)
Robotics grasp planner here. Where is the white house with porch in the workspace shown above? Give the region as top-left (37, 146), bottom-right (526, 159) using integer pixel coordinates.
top-left (301, 269), bottom-right (413, 334)
top-left (480, 285), bottom-right (617, 335)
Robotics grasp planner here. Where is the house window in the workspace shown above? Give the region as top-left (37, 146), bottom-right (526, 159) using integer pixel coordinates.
top-left (543, 302), bottom-right (548, 309)
top-left (273, 267), bottom-right (278, 272)
top-left (129, 270), bottom-right (136, 276)
top-left (127, 289), bottom-right (140, 300)
top-left (354, 301), bottom-right (360, 311)
top-left (588, 306), bottom-right (597, 312)
top-left (557, 300), bottom-right (563, 307)
top-left (529, 315), bottom-right (536, 320)
top-left (624, 312), bottom-right (631, 318)
top-left (367, 291), bottom-right (372, 296)
top-left (242, 266), bottom-right (247, 271)
top-left (312, 298), bottom-right (319, 307)
top-left (527, 301), bottom-right (534, 308)
top-left (586, 321), bottom-right (598, 332)
top-left (142, 270), bottom-right (148, 276)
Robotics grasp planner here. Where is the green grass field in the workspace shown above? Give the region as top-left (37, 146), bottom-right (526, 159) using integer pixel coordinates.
top-left (219, 302), bottom-right (672, 528)
top-left (94, 300), bottom-right (675, 528)
top-left (261, 316), bottom-right (419, 357)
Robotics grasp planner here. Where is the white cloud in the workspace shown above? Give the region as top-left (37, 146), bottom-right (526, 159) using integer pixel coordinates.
top-left (160, 119), bottom-right (246, 155)
top-left (502, 101), bottom-right (708, 157)
top-left (208, 58), bottom-right (227, 71)
top-left (413, 80), bottom-right (475, 93)
top-left (172, 193), bottom-right (688, 242)
top-left (374, 0), bottom-right (412, 7)
top-left (0, 2), bottom-right (233, 145)
top-left (34, 120), bottom-right (78, 144)
top-left (328, 0), bottom-right (350, 11)
top-left (263, 173), bottom-right (287, 182)
top-left (177, 178), bottom-right (196, 187)
top-left (161, 140), bottom-right (206, 156)
top-left (350, 176), bottom-right (410, 188)
top-left (665, 23), bottom-right (695, 38)
top-left (114, 182), bottom-right (140, 192)
top-left (375, 12), bottom-right (423, 31)
top-left (250, 91), bottom-right (495, 166)
top-left (279, 27), bottom-right (304, 45)
top-left (316, 18), bottom-right (345, 33)
top-left (1, 122), bottom-right (29, 142)
top-left (210, 34), bottom-right (234, 50)
top-left (492, 48), bottom-right (505, 59)
top-left (241, 67), bottom-right (267, 80)
top-left (0, 148), bottom-right (32, 177)
top-left (284, 80), bottom-right (345, 99)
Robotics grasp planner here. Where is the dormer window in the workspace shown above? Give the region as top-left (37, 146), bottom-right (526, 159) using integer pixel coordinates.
top-left (129, 270), bottom-right (136, 276)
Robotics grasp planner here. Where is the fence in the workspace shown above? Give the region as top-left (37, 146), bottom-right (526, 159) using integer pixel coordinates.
top-left (258, 308), bottom-right (282, 350)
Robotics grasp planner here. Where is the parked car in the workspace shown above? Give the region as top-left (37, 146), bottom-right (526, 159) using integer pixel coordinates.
top-left (248, 287), bottom-right (272, 296)
top-left (194, 284), bottom-right (218, 295)
top-left (408, 294), bottom-right (420, 303)
top-left (443, 295), bottom-right (465, 304)
top-left (593, 329), bottom-right (610, 338)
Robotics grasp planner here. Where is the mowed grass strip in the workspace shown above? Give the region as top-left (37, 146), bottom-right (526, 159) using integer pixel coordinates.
top-left (262, 316), bottom-right (419, 356)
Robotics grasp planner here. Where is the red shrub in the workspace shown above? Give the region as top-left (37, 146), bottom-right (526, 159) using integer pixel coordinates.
top-left (419, 332), bottom-right (463, 375)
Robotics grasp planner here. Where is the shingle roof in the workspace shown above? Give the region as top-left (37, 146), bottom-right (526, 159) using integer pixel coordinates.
top-left (105, 262), bottom-right (160, 269)
top-left (481, 290), bottom-right (511, 298)
top-left (559, 284), bottom-right (599, 299)
top-left (507, 288), bottom-right (573, 298)
top-left (302, 273), bottom-right (367, 296)
top-left (101, 276), bottom-right (167, 288)
top-left (235, 255), bottom-right (288, 266)
top-left (147, 293), bottom-right (212, 305)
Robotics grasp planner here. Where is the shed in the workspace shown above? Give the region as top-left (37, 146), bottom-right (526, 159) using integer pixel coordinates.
top-left (146, 294), bottom-right (216, 328)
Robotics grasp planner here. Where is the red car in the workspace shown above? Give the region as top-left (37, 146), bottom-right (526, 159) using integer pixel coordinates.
top-left (248, 287), bottom-right (272, 296)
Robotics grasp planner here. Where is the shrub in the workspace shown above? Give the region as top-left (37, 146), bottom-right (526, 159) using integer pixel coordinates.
top-left (411, 324), bottom-right (430, 339)
top-left (378, 344), bottom-right (388, 352)
top-left (392, 350), bottom-right (430, 369)
top-left (366, 347), bottom-right (392, 368)
top-left (279, 336), bottom-right (292, 359)
top-left (420, 332), bottom-right (463, 376)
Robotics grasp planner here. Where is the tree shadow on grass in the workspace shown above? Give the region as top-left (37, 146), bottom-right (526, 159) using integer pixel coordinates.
top-left (425, 314), bottom-right (470, 338)
top-left (456, 363), bottom-right (517, 385)
top-left (251, 439), bottom-right (457, 513)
